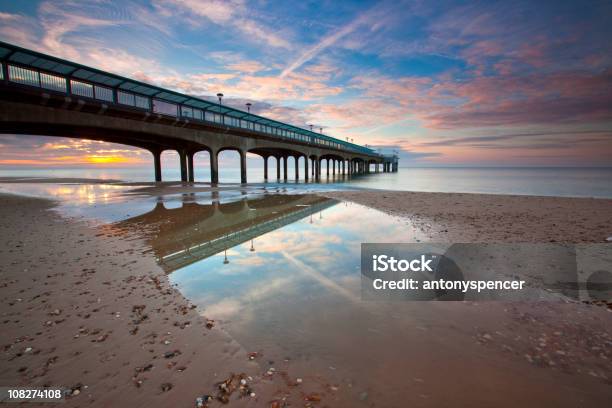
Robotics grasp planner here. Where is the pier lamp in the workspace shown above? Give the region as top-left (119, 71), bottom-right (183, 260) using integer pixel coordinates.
top-left (250, 239), bottom-right (255, 252)
top-left (223, 249), bottom-right (229, 264)
top-left (320, 127), bottom-right (323, 134)
top-left (310, 213), bottom-right (313, 224)
top-left (309, 124), bottom-right (313, 132)
top-left (246, 102), bottom-right (251, 113)
top-left (217, 93), bottom-right (224, 105)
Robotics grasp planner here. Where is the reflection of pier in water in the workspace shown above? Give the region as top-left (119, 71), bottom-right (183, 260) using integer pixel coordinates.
top-left (116, 194), bottom-right (337, 272)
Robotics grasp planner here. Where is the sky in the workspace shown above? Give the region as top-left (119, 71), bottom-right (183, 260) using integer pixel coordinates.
top-left (0, 0), bottom-right (611, 168)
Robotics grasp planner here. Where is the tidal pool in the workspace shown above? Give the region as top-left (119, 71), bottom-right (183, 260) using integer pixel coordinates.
top-left (148, 194), bottom-right (610, 407)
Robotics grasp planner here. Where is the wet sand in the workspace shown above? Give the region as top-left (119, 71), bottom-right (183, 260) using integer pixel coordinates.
top-left (1, 184), bottom-right (611, 407)
top-left (322, 190), bottom-right (612, 243)
top-left (0, 192), bottom-right (303, 407)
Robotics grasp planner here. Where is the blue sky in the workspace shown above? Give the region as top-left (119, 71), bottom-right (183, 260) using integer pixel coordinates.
top-left (0, 0), bottom-right (611, 167)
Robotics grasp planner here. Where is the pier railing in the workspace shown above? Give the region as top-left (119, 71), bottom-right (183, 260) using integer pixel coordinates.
top-left (0, 41), bottom-right (379, 157)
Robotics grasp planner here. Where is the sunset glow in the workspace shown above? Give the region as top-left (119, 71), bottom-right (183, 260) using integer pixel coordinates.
top-left (0, 0), bottom-right (611, 166)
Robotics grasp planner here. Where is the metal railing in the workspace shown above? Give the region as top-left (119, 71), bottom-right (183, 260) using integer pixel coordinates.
top-left (0, 42), bottom-right (381, 157)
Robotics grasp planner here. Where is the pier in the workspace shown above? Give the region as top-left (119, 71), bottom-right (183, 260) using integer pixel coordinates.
top-left (0, 41), bottom-right (399, 183)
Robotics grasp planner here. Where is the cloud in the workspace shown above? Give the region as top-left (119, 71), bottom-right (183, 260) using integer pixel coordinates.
top-left (419, 130), bottom-right (612, 147)
top-left (279, 3), bottom-right (393, 77)
top-left (345, 69), bottom-right (612, 131)
top-left (0, 135), bottom-right (149, 167)
top-left (155, 0), bottom-right (291, 49)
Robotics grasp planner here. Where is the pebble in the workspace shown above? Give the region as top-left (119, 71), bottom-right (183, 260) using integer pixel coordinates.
top-left (296, 378), bottom-right (303, 384)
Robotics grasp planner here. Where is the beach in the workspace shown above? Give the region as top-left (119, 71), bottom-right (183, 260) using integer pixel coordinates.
top-left (1, 184), bottom-right (611, 407)
top-left (322, 190), bottom-right (612, 243)
top-left (1, 190), bottom-right (325, 407)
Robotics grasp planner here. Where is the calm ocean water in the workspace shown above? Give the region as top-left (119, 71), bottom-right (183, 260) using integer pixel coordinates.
top-left (1, 166), bottom-right (611, 198)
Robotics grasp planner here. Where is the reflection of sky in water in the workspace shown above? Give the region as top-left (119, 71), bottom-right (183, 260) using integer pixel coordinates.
top-left (169, 202), bottom-right (425, 364)
top-left (0, 181), bottom-right (364, 224)
top-left (0, 182), bottom-right (159, 223)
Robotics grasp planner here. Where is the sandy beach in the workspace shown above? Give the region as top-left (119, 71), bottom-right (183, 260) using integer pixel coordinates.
top-left (0, 192), bottom-right (303, 407)
top-left (1, 184), bottom-right (611, 407)
top-left (323, 190), bottom-right (612, 243)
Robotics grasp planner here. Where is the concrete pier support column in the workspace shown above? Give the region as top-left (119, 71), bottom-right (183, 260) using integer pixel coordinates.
top-left (210, 150), bottom-right (219, 184)
top-left (304, 156), bottom-right (309, 181)
top-left (240, 150), bottom-right (247, 184)
top-left (282, 156), bottom-right (288, 180)
top-left (311, 158), bottom-right (315, 176)
top-left (263, 156), bottom-right (269, 180)
top-left (264, 156), bottom-right (268, 181)
top-left (326, 158), bottom-right (330, 176)
top-left (187, 152), bottom-right (195, 182)
top-left (332, 159), bottom-right (336, 175)
top-left (315, 157), bottom-right (321, 181)
top-left (179, 150), bottom-right (188, 182)
top-left (294, 156), bottom-right (299, 180)
top-left (276, 156), bottom-right (281, 179)
top-left (342, 160), bottom-right (345, 175)
top-left (152, 150), bottom-right (162, 182)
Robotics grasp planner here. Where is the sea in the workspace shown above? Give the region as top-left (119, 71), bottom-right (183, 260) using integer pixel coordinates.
top-left (2, 166), bottom-right (611, 198)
